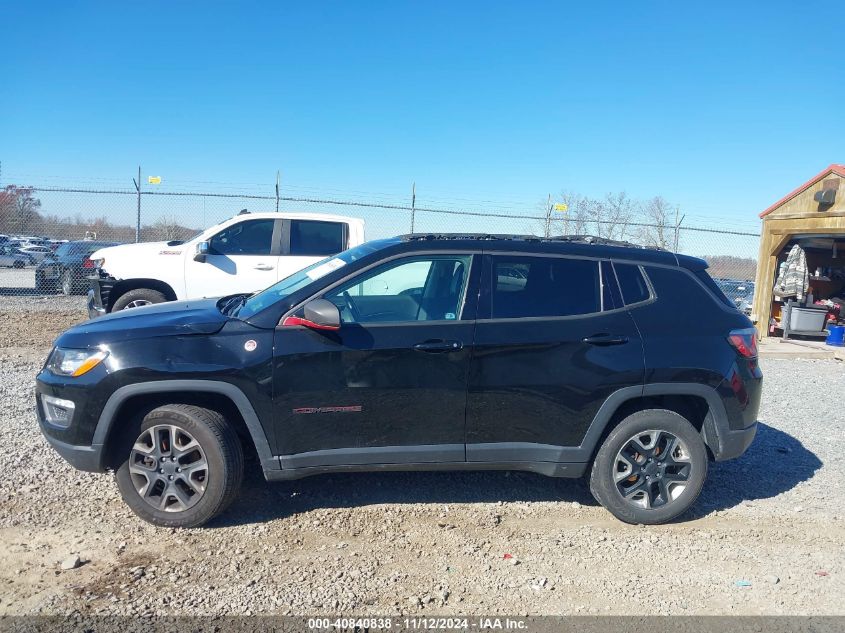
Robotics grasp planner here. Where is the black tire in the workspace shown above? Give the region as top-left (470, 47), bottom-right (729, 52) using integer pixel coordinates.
top-left (111, 287), bottom-right (167, 311)
top-left (60, 270), bottom-right (75, 295)
top-left (114, 404), bottom-right (244, 528)
top-left (35, 274), bottom-right (56, 294)
top-left (589, 409), bottom-right (707, 525)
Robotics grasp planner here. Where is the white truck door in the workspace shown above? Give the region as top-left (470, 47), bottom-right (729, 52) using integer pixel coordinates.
top-left (184, 218), bottom-right (282, 299)
top-left (277, 219), bottom-right (351, 281)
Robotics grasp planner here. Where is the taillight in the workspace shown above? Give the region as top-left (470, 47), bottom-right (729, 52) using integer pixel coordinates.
top-left (82, 258), bottom-right (94, 269)
top-left (727, 327), bottom-right (758, 358)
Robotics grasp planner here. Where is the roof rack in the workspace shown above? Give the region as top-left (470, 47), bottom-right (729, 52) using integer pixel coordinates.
top-left (400, 233), bottom-right (659, 250)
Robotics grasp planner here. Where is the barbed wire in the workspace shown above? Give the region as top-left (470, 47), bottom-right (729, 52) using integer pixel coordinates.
top-left (25, 186), bottom-right (760, 237)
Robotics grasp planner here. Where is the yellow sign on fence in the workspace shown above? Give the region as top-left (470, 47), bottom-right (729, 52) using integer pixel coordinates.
top-left (553, 203), bottom-right (568, 212)
top-left (147, 176), bottom-right (162, 185)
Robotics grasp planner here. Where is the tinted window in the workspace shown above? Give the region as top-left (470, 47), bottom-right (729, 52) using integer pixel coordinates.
top-left (695, 270), bottom-right (736, 308)
top-left (613, 263), bottom-right (651, 305)
top-left (326, 255), bottom-right (471, 323)
top-left (210, 219), bottom-right (275, 255)
top-left (491, 256), bottom-right (600, 318)
top-left (290, 220), bottom-right (345, 256)
top-left (646, 266), bottom-right (730, 311)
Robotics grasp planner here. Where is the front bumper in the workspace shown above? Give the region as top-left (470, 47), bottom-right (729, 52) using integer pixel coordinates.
top-left (41, 433), bottom-right (105, 472)
top-left (87, 276), bottom-right (115, 319)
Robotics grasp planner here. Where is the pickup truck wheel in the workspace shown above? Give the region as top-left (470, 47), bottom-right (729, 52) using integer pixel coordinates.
top-left (112, 288), bottom-right (167, 311)
top-left (115, 404), bottom-right (244, 528)
top-left (589, 409), bottom-right (707, 525)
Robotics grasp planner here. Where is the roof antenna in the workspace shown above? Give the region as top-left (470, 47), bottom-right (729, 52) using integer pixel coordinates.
top-left (238, 209), bottom-right (249, 215)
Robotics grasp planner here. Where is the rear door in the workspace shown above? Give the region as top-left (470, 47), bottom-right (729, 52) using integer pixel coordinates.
top-left (466, 254), bottom-right (644, 463)
top-left (184, 218), bottom-right (281, 298)
top-left (278, 219), bottom-right (349, 281)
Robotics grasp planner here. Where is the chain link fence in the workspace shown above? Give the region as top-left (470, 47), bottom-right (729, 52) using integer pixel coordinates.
top-left (0, 185), bottom-right (760, 306)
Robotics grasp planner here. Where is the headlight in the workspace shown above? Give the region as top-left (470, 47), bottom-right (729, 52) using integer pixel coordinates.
top-left (47, 348), bottom-right (109, 377)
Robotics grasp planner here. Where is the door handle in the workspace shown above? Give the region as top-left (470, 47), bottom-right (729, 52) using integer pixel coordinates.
top-left (253, 263), bottom-right (274, 271)
top-left (412, 340), bottom-right (464, 353)
top-left (582, 333), bottom-right (629, 346)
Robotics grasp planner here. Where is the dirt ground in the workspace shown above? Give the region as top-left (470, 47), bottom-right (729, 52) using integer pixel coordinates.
top-left (0, 296), bottom-right (842, 616)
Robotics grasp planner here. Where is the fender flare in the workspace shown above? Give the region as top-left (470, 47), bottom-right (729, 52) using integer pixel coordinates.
top-left (92, 379), bottom-right (277, 471)
top-left (580, 382), bottom-right (730, 459)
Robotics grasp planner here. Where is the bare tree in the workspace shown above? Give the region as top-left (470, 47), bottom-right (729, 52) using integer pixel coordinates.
top-left (151, 214), bottom-right (194, 241)
top-left (594, 191), bottom-right (636, 241)
top-left (637, 196), bottom-right (675, 250)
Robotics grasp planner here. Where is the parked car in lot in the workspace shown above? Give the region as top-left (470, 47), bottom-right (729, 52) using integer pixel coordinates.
top-left (0, 245), bottom-right (28, 268)
top-left (35, 240), bottom-right (121, 295)
top-left (714, 278), bottom-right (755, 315)
top-left (36, 234), bottom-right (762, 528)
top-left (87, 211), bottom-right (366, 317)
top-left (19, 245), bottom-right (53, 263)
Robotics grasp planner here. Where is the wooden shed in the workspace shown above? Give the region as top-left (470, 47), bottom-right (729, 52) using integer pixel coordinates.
top-left (752, 164), bottom-right (845, 336)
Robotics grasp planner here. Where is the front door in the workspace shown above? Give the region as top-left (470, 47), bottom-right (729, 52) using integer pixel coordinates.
top-left (184, 218), bottom-right (282, 298)
top-left (272, 253), bottom-right (479, 468)
top-left (466, 255), bottom-right (644, 463)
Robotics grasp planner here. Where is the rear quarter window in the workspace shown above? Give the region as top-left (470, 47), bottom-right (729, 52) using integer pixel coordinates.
top-left (645, 266), bottom-right (734, 312)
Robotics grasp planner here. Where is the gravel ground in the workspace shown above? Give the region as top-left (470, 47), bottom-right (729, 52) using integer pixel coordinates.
top-left (0, 299), bottom-right (843, 616)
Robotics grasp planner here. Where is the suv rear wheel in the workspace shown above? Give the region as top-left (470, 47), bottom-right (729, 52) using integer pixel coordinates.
top-left (589, 409), bottom-right (707, 525)
top-left (112, 288), bottom-right (167, 311)
top-left (114, 404), bottom-right (244, 528)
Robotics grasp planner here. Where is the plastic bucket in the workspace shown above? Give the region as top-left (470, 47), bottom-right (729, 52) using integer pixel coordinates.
top-left (826, 324), bottom-right (845, 347)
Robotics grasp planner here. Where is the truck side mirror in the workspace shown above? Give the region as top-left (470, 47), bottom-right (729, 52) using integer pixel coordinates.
top-left (194, 241), bottom-right (210, 263)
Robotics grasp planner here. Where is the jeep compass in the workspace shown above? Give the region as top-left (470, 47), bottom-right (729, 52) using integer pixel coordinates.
top-left (36, 235), bottom-right (762, 527)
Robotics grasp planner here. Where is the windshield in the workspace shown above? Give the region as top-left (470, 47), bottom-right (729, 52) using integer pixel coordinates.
top-left (236, 240), bottom-right (391, 319)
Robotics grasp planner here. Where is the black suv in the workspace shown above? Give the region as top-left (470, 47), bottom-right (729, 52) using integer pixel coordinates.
top-left (36, 235), bottom-right (762, 527)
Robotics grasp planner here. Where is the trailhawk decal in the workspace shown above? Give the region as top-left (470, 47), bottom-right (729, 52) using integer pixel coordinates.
top-left (292, 405), bottom-right (363, 414)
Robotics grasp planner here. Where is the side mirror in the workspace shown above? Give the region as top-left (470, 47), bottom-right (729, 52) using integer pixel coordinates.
top-left (194, 241), bottom-right (210, 263)
top-left (282, 299), bottom-right (341, 331)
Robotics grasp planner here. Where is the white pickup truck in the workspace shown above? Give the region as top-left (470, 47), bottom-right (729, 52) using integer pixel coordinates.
top-left (87, 211), bottom-right (365, 317)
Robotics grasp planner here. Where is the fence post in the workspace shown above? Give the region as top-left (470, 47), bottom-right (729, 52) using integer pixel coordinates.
top-left (275, 171), bottom-right (280, 213)
top-left (544, 194), bottom-right (552, 237)
top-left (132, 166), bottom-right (142, 243)
top-left (673, 207), bottom-right (685, 253)
top-left (410, 182), bottom-right (416, 234)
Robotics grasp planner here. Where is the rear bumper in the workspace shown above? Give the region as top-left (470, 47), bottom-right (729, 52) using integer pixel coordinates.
top-left (712, 420), bottom-right (757, 461)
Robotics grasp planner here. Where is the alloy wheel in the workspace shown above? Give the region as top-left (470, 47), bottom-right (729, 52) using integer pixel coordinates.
top-left (125, 299), bottom-right (152, 309)
top-left (614, 429), bottom-right (691, 509)
top-left (128, 424), bottom-right (209, 512)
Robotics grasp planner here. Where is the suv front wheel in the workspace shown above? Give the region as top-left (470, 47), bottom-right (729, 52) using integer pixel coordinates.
top-left (589, 409), bottom-right (707, 525)
top-left (114, 404), bottom-right (244, 528)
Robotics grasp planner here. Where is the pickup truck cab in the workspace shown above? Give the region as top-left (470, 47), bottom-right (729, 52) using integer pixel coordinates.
top-left (87, 211), bottom-right (365, 317)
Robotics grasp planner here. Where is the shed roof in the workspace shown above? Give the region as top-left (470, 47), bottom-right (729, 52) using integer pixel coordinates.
top-left (760, 164), bottom-right (845, 218)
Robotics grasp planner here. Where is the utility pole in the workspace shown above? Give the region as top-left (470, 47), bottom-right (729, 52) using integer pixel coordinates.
top-left (544, 194), bottom-right (553, 238)
top-left (275, 171), bottom-right (280, 212)
top-left (410, 182), bottom-right (416, 234)
top-left (132, 166), bottom-right (142, 243)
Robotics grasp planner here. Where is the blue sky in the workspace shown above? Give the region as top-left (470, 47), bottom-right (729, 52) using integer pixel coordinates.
top-left (1, 1), bottom-right (843, 232)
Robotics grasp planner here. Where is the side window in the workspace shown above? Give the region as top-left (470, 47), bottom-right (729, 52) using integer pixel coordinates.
top-left (325, 255), bottom-right (471, 324)
top-left (613, 262), bottom-right (651, 305)
top-left (491, 256), bottom-right (600, 318)
top-left (290, 220), bottom-right (346, 256)
top-left (210, 219), bottom-right (275, 256)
